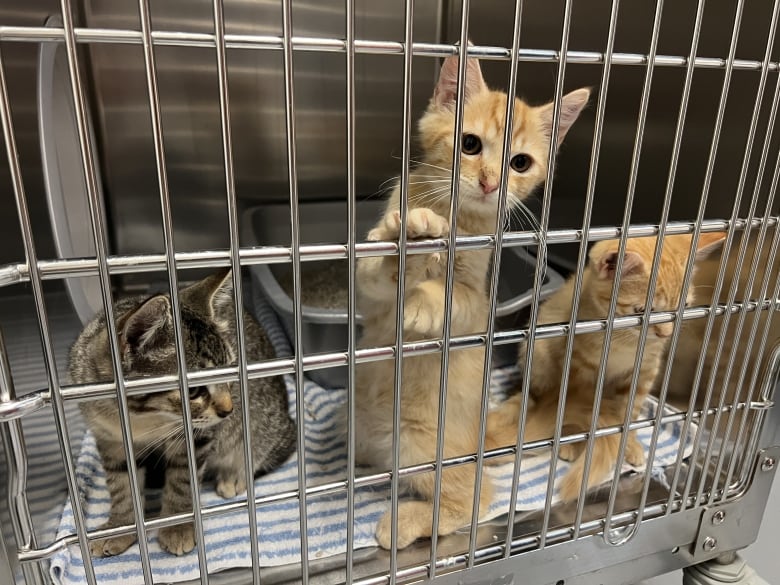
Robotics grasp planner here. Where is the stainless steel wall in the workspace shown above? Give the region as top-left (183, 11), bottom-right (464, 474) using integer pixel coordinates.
top-left (83, 0), bottom-right (442, 257)
top-left (0, 0), bottom-right (60, 266)
top-left (459, 0), bottom-right (780, 240)
top-left (1, 1), bottom-right (779, 272)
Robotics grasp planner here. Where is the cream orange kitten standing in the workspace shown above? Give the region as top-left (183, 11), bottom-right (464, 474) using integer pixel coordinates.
top-left (486, 233), bottom-right (726, 502)
top-left (355, 52), bottom-right (589, 548)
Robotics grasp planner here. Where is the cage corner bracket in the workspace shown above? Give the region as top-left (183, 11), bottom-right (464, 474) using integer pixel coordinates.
top-left (689, 445), bottom-right (780, 563)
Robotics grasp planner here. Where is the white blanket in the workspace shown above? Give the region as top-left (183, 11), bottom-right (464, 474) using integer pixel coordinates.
top-left (50, 299), bottom-right (695, 585)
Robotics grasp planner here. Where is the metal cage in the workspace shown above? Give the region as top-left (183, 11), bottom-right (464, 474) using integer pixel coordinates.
top-left (0, 1), bottom-right (779, 585)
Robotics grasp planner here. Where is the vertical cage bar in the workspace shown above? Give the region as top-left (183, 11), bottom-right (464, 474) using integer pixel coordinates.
top-left (711, 219), bottom-right (778, 502)
top-left (567, 0), bottom-right (621, 540)
top-left (679, 1), bottom-right (754, 509)
top-left (623, 0), bottom-right (713, 527)
top-left (704, 1), bottom-right (780, 502)
top-left (505, 0), bottom-right (574, 552)
top-left (532, 0), bottom-right (578, 549)
top-left (428, 2), bottom-right (470, 572)
top-left (0, 421), bottom-right (40, 585)
top-left (724, 209), bottom-right (780, 493)
top-left (388, 0), bottom-right (414, 578)
top-left (664, 0), bottom-right (746, 513)
top-left (344, 0), bottom-right (357, 580)
top-left (0, 328), bottom-right (44, 585)
top-left (466, 0), bottom-right (523, 566)
top-left (136, 0), bottom-right (210, 580)
top-left (0, 35), bottom-right (99, 585)
top-left (579, 0), bottom-right (663, 545)
top-left (211, 0), bottom-right (262, 581)
top-left (693, 1), bottom-right (778, 505)
top-left (740, 274), bottom-right (780, 474)
top-left (279, 1), bottom-right (309, 581)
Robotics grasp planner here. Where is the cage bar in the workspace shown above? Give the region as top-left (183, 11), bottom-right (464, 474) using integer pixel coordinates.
top-left (467, 0), bottom-right (524, 566)
top-left (428, 0), bottom-right (470, 572)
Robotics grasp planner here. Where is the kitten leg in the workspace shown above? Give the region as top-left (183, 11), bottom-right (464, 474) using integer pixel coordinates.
top-left (375, 463), bottom-right (493, 549)
top-left (403, 279), bottom-right (488, 338)
top-left (484, 396), bottom-right (562, 466)
top-left (158, 457), bottom-right (200, 556)
top-left (214, 448), bottom-right (247, 499)
top-left (623, 386), bottom-right (650, 467)
top-left (558, 433), bottom-right (620, 502)
top-left (90, 442), bottom-right (142, 557)
top-left (358, 208), bottom-right (448, 302)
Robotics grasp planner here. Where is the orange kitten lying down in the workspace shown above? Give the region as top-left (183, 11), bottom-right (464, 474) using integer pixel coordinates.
top-left (486, 233), bottom-right (726, 502)
top-left (355, 52), bottom-right (589, 548)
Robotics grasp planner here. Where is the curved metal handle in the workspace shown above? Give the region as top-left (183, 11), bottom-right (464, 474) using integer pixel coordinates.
top-left (38, 14), bottom-right (106, 325)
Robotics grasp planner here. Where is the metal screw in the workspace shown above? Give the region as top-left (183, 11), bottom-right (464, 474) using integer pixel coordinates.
top-left (761, 456), bottom-right (776, 472)
top-left (711, 510), bottom-right (726, 525)
top-left (703, 537), bottom-right (718, 552)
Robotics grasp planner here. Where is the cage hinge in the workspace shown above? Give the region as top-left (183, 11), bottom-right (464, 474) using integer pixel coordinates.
top-left (689, 445), bottom-right (779, 563)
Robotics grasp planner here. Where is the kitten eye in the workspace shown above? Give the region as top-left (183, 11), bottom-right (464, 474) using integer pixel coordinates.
top-left (461, 133), bottom-right (482, 155)
top-left (634, 306), bottom-right (645, 314)
top-left (189, 386), bottom-right (209, 400)
top-left (510, 154), bottom-right (532, 173)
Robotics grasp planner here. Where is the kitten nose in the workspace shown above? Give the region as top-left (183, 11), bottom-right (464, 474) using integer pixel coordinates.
top-left (479, 178), bottom-right (498, 194)
top-left (214, 392), bottom-right (233, 417)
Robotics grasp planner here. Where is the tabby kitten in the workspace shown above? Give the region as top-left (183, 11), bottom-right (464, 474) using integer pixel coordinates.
top-left (486, 233), bottom-right (725, 501)
top-left (70, 270), bottom-right (296, 557)
top-left (356, 51), bottom-right (589, 548)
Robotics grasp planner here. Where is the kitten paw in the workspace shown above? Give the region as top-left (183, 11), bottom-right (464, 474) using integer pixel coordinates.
top-left (375, 506), bottom-right (425, 550)
top-left (404, 208), bottom-right (449, 239)
top-left (625, 435), bottom-right (646, 467)
top-left (369, 207), bottom-right (449, 241)
top-left (90, 533), bottom-right (137, 557)
top-left (403, 289), bottom-right (443, 336)
top-left (159, 524), bottom-right (196, 556)
top-left (216, 475), bottom-right (247, 499)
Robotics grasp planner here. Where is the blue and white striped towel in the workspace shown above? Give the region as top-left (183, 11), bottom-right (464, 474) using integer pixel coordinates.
top-left (50, 299), bottom-right (696, 585)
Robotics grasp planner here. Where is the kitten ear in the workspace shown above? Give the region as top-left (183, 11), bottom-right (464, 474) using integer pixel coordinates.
top-left (695, 232), bottom-right (727, 260)
top-left (180, 269), bottom-right (234, 319)
top-left (592, 249), bottom-right (645, 280)
top-left (120, 295), bottom-right (171, 352)
top-left (538, 87), bottom-right (591, 146)
top-left (432, 45), bottom-right (487, 108)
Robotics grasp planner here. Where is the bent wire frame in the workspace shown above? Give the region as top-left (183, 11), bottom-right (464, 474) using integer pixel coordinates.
top-left (0, 2), bottom-right (779, 585)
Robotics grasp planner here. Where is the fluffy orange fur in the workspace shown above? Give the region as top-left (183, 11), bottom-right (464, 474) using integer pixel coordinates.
top-left (664, 227), bottom-right (780, 426)
top-left (355, 52), bottom-right (589, 549)
top-left (486, 233), bottom-right (726, 502)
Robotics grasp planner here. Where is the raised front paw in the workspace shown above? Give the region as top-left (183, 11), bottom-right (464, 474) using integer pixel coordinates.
top-left (216, 472), bottom-right (247, 499)
top-left (368, 207), bottom-right (449, 242)
top-left (159, 523), bottom-right (196, 556)
top-left (403, 289), bottom-right (443, 337)
top-left (90, 531), bottom-right (138, 557)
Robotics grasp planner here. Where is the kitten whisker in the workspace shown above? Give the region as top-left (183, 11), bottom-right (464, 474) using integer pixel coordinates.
top-left (506, 195), bottom-right (547, 281)
top-left (392, 155), bottom-right (453, 175)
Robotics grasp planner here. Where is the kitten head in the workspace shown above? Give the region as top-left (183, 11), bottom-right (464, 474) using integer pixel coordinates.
top-left (416, 49), bottom-right (590, 219)
top-left (117, 270), bottom-right (237, 430)
top-left (587, 233), bottom-right (727, 339)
